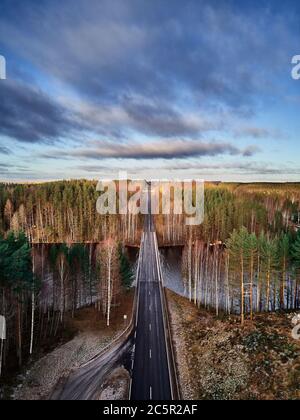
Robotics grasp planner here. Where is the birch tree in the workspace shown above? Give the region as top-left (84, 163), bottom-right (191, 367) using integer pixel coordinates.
top-left (99, 240), bottom-right (119, 327)
top-left (260, 235), bottom-right (278, 312)
top-left (277, 234), bottom-right (291, 310)
top-left (226, 227), bottom-right (250, 325)
top-left (292, 233), bottom-right (300, 309)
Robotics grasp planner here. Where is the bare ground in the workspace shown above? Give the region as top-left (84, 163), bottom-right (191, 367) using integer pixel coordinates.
top-left (166, 289), bottom-right (300, 400)
top-left (12, 290), bottom-right (134, 400)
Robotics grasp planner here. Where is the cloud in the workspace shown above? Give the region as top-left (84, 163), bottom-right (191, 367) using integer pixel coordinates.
top-left (1, 0), bottom-right (297, 112)
top-left (242, 145), bottom-right (260, 157)
top-left (0, 146), bottom-right (11, 154)
top-left (0, 163), bottom-right (11, 169)
top-left (0, 161), bottom-right (31, 177)
top-left (0, 0), bottom-right (299, 182)
top-left (122, 96), bottom-right (223, 137)
top-left (66, 95), bottom-right (223, 139)
top-left (42, 139), bottom-right (259, 160)
top-left (151, 161), bottom-right (300, 175)
top-left (233, 126), bottom-right (284, 140)
top-left (70, 160), bottom-right (300, 180)
top-left (0, 80), bottom-right (75, 143)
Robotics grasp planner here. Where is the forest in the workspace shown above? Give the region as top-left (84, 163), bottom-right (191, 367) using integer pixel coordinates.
top-left (0, 181), bottom-right (300, 377)
top-left (0, 233), bottom-right (133, 378)
top-left (181, 228), bottom-right (300, 323)
top-left (178, 183), bottom-right (300, 323)
top-left (0, 181), bottom-right (143, 244)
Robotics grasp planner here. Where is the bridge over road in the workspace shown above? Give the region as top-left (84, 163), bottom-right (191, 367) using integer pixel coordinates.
top-left (51, 183), bottom-right (179, 400)
top-left (130, 183), bottom-right (179, 400)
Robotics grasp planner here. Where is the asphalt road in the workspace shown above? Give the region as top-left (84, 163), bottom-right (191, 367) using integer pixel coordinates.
top-left (130, 187), bottom-right (172, 400)
top-left (51, 183), bottom-right (173, 400)
top-left (50, 334), bottom-right (132, 400)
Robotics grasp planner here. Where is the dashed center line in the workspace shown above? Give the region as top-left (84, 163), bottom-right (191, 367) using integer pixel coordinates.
top-left (149, 349), bottom-right (152, 359)
top-left (150, 386), bottom-right (152, 400)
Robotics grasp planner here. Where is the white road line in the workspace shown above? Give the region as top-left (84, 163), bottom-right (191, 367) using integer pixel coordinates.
top-left (152, 229), bottom-right (176, 400)
top-left (134, 331), bottom-right (137, 339)
top-left (149, 323), bottom-right (151, 331)
top-left (150, 386), bottom-right (152, 400)
top-left (131, 344), bottom-right (136, 370)
top-left (149, 349), bottom-right (152, 359)
top-left (129, 378), bottom-right (133, 400)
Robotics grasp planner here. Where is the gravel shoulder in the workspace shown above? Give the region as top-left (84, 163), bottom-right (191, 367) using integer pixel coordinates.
top-left (13, 291), bottom-right (134, 400)
top-left (14, 331), bottom-right (119, 400)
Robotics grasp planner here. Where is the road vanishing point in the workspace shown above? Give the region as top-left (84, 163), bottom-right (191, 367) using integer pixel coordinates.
top-left (51, 183), bottom-right (178, 400)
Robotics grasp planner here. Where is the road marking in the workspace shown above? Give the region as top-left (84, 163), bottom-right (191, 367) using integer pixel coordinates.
top-left (149, 304), bottom-right (151, 311)
top-left (149, 349), bottom-right (152, 359)
top-left (150, 386), bottom-right (152, 400)
top-left (134, 331), bottom-right (137, 339)
top-left (129, 378), bottom-right (133, 400)
top-left (149, 323), bottom-right (151, 331)
top-left (131, 344), bottom-right (136, 371)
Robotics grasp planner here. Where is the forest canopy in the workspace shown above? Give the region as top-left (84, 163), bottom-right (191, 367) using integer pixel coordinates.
top-left (1, 181), bottom-right (300, 245)
top-left (0, 180), bottom-right (300, 376)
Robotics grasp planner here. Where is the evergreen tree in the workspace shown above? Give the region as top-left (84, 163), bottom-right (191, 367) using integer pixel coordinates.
top-left (118, 244), bottom-right (134, 290)
top-left (260, 234), bottom-right (278, 312)
top-left (277, 233), bottom-right (291, 309)
top-left (292, 232), bottom-right (300, 308)
top-left (247, 233), bottom-right (257, 320)
top-left (0, 232), bottom-right (36, 367)
top-left (226, 227), bottom-right (250, 325)
top-left (292, 232), bottom-right (300, 266)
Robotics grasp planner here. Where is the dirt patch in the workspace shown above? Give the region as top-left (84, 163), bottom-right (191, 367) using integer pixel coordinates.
top-left (66, 289), bottom-right (134, 334)
top-left (166, 289), bottom-right (300, 400)
top-left (97, 367), bottom-right (130, 400)
top-left (11, 290), bottom-right (134, 400)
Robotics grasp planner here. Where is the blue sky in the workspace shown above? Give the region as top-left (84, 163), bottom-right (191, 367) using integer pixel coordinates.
top-left (0, 0), bottom-right (300, 182)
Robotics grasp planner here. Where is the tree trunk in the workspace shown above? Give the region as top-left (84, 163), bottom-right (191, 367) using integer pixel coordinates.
top-left (250, 252), bottom-right (254, 320)
top-left (215, 247), bottom-right (219, 316)
top-left (17, 301), bottom-right (22, 367)
top-left (106, 246), bottom-right (113, 327)
top-left (30, 251), bottom-right (35, 355)
top-left (280, 257), bottom-right (286, 310)
top-left (256, 254), bottom-right (261, 312)
top-left (240, 254), bottom-right (244, 326)
top-left (225, 253), bottom-right (230, 314)
top-left (266, 268), bottom-right (271, 312)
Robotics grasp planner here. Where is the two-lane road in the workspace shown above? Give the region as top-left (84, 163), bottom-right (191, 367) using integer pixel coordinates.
top-left (130, 199), bottom-right (172, 400)
top-left (51, 182), bottom-right (175, 401)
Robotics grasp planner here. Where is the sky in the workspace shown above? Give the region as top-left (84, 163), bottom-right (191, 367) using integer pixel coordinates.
top-left (0, 0), bottom-right (300, 183)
